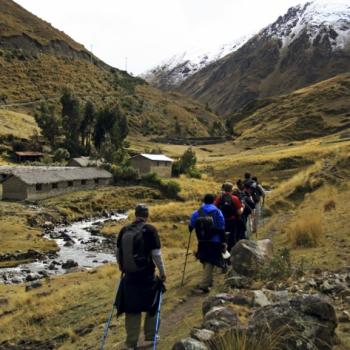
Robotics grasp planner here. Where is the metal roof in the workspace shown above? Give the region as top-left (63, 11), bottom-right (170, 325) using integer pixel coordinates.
top-left (3, 166), bottom-right (112, 185)
top-left (139, 154), bottom-right (174, 162)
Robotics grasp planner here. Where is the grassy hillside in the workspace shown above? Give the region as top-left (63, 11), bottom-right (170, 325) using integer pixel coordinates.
top-left (230, 73), bottom-right (350, 146)
top-left (0, 0), bottom-right (221, 138)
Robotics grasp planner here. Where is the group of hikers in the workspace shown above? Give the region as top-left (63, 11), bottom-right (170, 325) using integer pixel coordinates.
top-left (105, 172), bottom-right (265, 350)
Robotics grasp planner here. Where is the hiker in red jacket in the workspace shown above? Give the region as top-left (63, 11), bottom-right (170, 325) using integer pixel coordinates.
top-left (215, 182), bottom-right (244, 252)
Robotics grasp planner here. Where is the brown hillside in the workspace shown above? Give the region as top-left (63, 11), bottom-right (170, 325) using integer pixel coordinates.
top-left (0, 0), bottom-right (221, 138)
top-left (233, 73), bottom-right (350, 145)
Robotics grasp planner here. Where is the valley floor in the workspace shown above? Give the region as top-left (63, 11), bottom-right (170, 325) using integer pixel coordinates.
top-left (0, 135), bottom-right (350, 349)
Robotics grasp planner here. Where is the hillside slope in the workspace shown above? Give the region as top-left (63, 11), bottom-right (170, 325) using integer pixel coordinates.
top-left (0, 0), bottom-right (221, 137)
top-left (232, 73), bottom-right (350, 145)
top-left (177, 0), bottom-right (350, 117)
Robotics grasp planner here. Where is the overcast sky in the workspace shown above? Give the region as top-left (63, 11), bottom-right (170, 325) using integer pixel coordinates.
top-left (16, 0), bottom-right (302, 75)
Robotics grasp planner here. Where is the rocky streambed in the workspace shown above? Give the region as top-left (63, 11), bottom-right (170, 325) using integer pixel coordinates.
top-left (0, 213), bottom-right (127, 284)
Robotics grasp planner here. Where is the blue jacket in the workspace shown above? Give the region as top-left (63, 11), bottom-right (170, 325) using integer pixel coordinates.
top-left (189, 204), bottom-right (225, 243)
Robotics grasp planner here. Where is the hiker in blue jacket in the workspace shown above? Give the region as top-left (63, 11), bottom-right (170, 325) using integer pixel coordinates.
top-left (189, 193), bottom-right (226, 293)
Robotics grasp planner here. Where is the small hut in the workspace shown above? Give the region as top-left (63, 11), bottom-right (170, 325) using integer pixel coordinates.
top-left (130, 154), bottom-right (174, 178)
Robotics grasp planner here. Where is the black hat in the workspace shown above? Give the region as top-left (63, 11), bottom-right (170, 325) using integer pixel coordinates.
top-left (135, 203), bottom-right (149, 218)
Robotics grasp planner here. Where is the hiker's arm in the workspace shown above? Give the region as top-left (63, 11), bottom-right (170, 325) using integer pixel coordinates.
top-left (115, 228), bottom-right (124, 271)
top-left (188, 211), bottom-right (198, 232)
top-left (152, 249), bottom-right (166, 282)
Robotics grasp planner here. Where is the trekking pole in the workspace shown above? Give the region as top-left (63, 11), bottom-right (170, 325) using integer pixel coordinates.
top-left (181, 231), bottom-right (192, 287)
top-left (99, 277), bottom-right (121, 350)
top-left (153, 290), bottom-right (163, 350)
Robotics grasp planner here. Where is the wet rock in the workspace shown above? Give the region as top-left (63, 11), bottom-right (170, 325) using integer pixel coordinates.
top-left (230, 239), bottom-right (273, 277)
top-left (248, 295), bottom-right (337, 350)
top-left (64, 241), bottom-right (74, 247)
top-left (338, 311), bottom-right (350, 323)
top-left (89, 227), bottom-right (101, 236)
top-left (25, 274), bottom-right (39, 282)
top-left (61, 233), bottom-right (73, 242)
top-left (190, 328), bottom-right (215, 342)
top-left (172, 338), bottom-right (208, 350)
top-left (25, 281), bottom-right (43, 292)
top-left (62, 259), bottom-right (78, 269)
top-left (48, 262), bottom-right (58, 270)
top-left (203, 306), bottom-right (240, 332)
top-left (11, 278), bottom-right (21, 284)
top-left (43, 221), bottom-right (55, 230)
top-left (38, 270), bottom-right (49, 277)
top-left (50, 231), bottom-right (63, 239)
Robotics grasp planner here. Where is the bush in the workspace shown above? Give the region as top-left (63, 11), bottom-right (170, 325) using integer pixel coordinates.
top-left (111, 165), bottom-right (139, 184)
top-left (288, 216), bottom-right (324, 248)
top-left (258, 248), bottom-right (292, 281)
top-left (141, 173), bottom-right (181, 199)
top-left (141, 172), bottom-right (162, 187)
top-left (53, 148), bottom-right (70, 162)
top-left (186, 167), bottom-right (202, 179)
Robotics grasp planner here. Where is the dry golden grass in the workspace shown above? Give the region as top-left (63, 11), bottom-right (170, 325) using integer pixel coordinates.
top-left (0, 109), bottom-right (39, 138)
top-left (287, 215), bottom-right (324, 248)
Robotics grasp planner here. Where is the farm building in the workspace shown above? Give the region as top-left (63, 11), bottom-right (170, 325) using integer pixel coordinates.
top-left (15, 151), bottom-right (44, 162)
top-left (130, 154), bottom-right (174, 178)
top-left (1, 166), bottom-right (112, 201)
top-left (68, 157), bottom-right (103, 167)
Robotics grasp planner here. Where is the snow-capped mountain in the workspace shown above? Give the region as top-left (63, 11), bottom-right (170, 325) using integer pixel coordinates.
top-left (262, 0), bottom-right (350, 49)
top-left (176, 0), bottom-right (350, 116)
top-left (142, 36), bottom-right (251, 89)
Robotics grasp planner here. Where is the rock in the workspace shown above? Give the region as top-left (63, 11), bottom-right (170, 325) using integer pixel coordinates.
top-left (225, 271), bottom-right (252, 289)
top-left (252, 290), bottom-right (270, 307)
top-left (202, 294), bottom-right (237, 315)
top-left (190, 328), bottom-right (215, 342)
top-left (11, 278), bottom-right (21, 284)
top-left (25, 274), bottom-right (39, 282)
top-left (38, 270), bottom-right (49, 277)
top-left (264, 289), bottom-right (289, 304)
top-left (61, 233), bottom-right (73, 242)
top-left (248, 295), bottom-right (338, 350)
top-left (231, 294), bottom-right (251, 306)
top-left (89, 227), bottom-right (101, 236)
top-left (230, 239), bottom-right (273, 277)
top-left (172, 338), bottom-right (208, 350)
top-left (62, 259), bottom-right (78, 269)
top-left (64, 241), bottom-right (74, 247)
top-left (48, 262), bottom-right (57, 270)
top-left (25, 281), bottom-right (43, 292)
top-left (202, 306), bottom-right (240, 332)
top-left (338, 311), bottom-right (350, 323)
top-left (43, 221), bottom-right (55, 230)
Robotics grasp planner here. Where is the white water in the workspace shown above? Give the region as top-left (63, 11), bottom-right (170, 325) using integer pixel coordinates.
top-left (0, 213), bottom-right (127, 284)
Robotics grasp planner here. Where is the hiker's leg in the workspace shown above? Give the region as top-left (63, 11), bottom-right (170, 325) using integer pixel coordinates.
top-left (199, 262), bottom-right (214, 289)
top-left (125, 313), bottom-right (142, 348)
top-left (144, 312), bottom-right (157, 341)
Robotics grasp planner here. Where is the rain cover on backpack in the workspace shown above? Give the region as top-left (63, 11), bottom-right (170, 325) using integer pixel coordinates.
top-left (121, 222), bottom-right (149, 273)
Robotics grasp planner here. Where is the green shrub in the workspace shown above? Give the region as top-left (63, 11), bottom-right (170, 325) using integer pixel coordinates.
top-left (111, 165), bottom-right (139, 184)
top-left (186, 167), bottom-right (202, 179)
top-left (53, 148), bottom-right (70, 162)
top-left (258, 248), bottom-right (292, 281)
top-left (160, 180), bottom-right (181, 199)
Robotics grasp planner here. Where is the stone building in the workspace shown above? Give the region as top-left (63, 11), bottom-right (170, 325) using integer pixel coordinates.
top-left (1, 166), bottom-right (112, 201)
top-left (130, 154), bottom-right (174, 178)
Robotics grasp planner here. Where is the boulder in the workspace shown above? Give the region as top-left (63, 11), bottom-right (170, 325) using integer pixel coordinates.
top-left (62, 259), bottom-right (78, 269)
top-left (230, 239), bottom-right (273, 277)
top-left (251, 290), bottom-right (270, 307)
top-left (338, 311), bottom-right (350, 323)
top-left (202, 294), bottom-right (238, 315)
top-left (202, 306), bottom-right (240, 332)
top-left (172, 338), bottom-right (208, 350)
top-left (190, 328), bottom-right (215, 342)
top-left (25, 274), bottom-right (40, 282)
top-left (25, 281), bottom-right (43, 292)
top-left (248, 295), bottom-right (338, 350)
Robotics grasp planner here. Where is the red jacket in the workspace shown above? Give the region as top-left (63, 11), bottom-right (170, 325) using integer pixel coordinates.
top-left (215, 192), bottom-right (243, 220)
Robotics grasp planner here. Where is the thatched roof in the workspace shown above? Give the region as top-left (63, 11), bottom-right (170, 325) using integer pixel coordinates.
top-left (4, 166), bottom-right (111, 185)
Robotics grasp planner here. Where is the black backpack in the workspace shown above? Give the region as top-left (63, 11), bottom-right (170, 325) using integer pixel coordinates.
top-left (218, 194), bottom-right (237, 219)
top-left (195, 208), bottom-right (216, 241)
top-left (252, 185), bottom-right (263, 204)
top-left (121, 222), bottom-right (150, 273)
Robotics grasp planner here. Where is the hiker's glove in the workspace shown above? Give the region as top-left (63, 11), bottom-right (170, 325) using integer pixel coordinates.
top-left (222, 243), bottom-right (228, 252)
top-left (160, 274), bottom-right (167, 283)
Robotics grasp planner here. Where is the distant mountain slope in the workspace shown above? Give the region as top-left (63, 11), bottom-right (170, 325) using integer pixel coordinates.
top-left (177, 0), bottom-right (350, 117)
top-left (0, 0), bottom-right (221, 138)
top-left (233, 73), bottom-right (350, 145)
top-left (142, 36), bottom-right (250, 90)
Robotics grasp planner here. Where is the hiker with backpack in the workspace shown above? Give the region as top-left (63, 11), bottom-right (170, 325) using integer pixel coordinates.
top-left (251, 176), bottom-right (265, 232)
top-left (115, 204), bottom-right (166, 350)
top-left (214, 182), bottom-right (244, 252)
top-left (189, 194), bottom-right (226, 293)
top-left (241, 180), bottom-right (256, 238)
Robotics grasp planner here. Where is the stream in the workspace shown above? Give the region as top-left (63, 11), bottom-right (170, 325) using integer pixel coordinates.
top-left (0, 213), bottom-right (127, 284)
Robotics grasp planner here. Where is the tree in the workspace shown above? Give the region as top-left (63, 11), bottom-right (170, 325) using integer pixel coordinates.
top-left (179, 147), bottom-right (197, 173)
top-left (34, 103), bottom-right (61, 147)
top-left (174, 117), bottom-right (182, 136)
top-left (210, 121), bottom-right (225, 136)
top-left (80, 100), bottom-right (96, 152)
top-left (60, 90), bottom-right (82, 156)
top-left (225, 118), bottom-right (235, 136)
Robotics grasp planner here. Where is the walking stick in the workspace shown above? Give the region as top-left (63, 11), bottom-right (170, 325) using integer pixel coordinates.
top-left (153, 290), bottom-right (163, 350)
top-left (99, 277), bottom-right (121, 350)
top-left (181, 231), bottom-right (192, 287)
